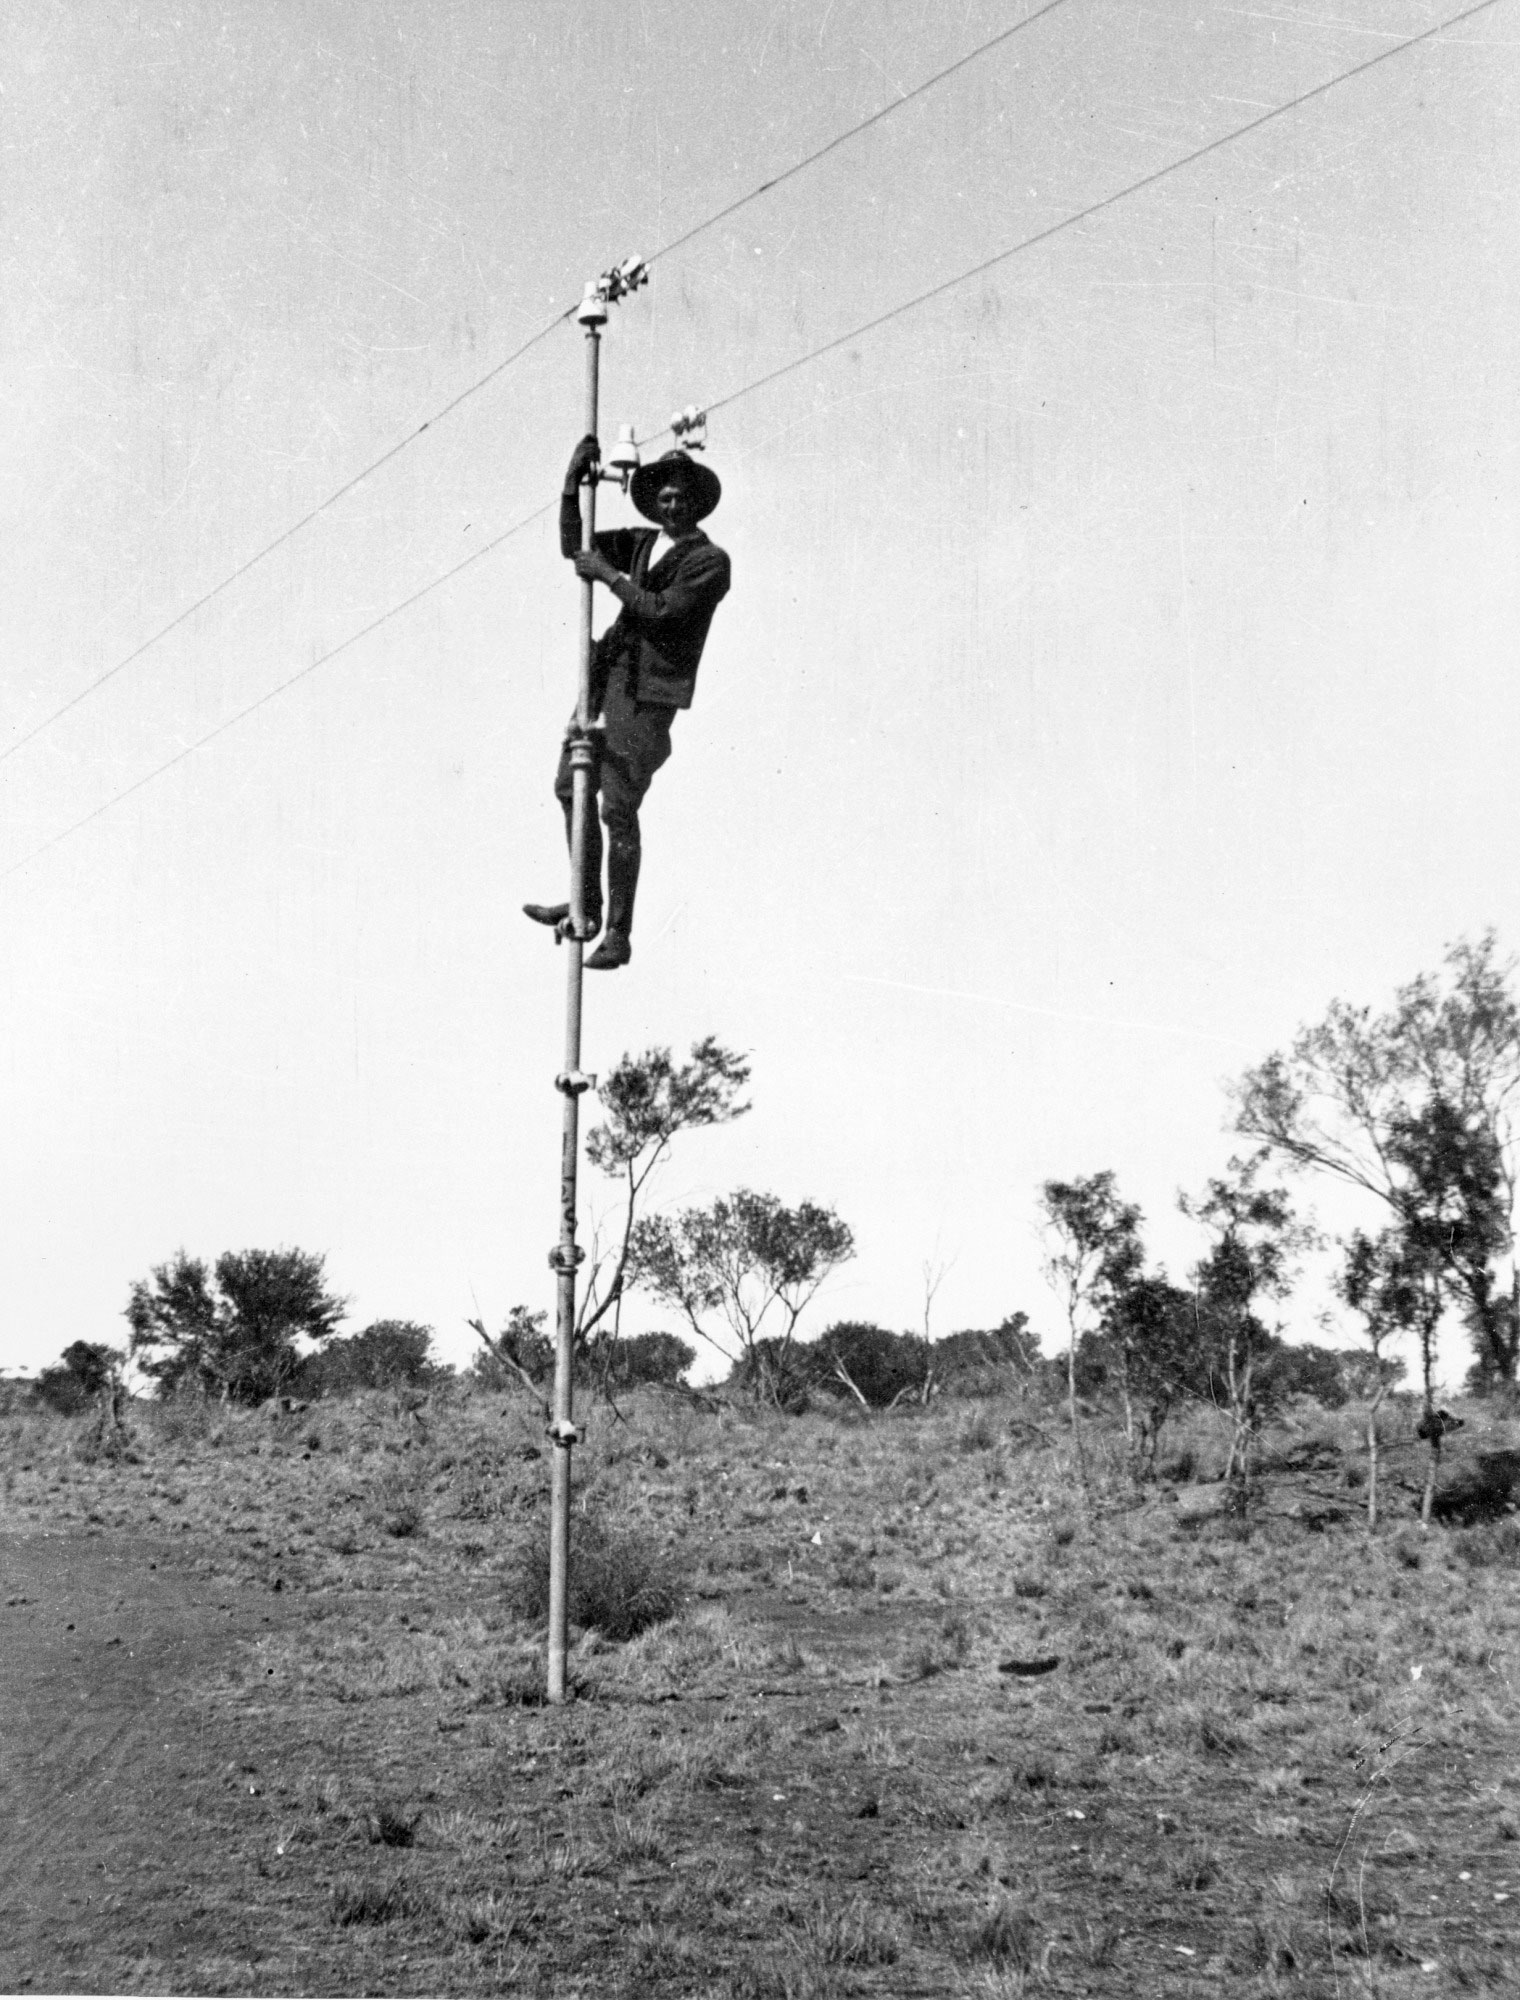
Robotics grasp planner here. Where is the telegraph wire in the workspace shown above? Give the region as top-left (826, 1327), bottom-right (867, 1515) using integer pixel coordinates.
top-left (643, 0), bottom-right (1071, 270)
top-left (0, 314), bottom-right (572, 771)
top-left (651, 0), bottom-right (1506, 441)
top-left (0, 503), bottom-right (553, 885)
top-left (3, 0), bottom-right (1502, 880)
top-left (4, 6), bottom-right (1069, 770)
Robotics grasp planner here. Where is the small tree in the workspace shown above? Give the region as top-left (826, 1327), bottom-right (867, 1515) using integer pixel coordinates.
top-left (1091, 1275), bottom-right (1200, 1475)
top-left (1181, 1156), bottom-right (1313, 1516)
top-left (464, 1042), bottom-right (748, 1408)
top-left (1336, 1227), bottom-right (1429, 1531)
top-left (579, 1038), bottom-right (751, 1352)
top-left (34, 1341), bottom-right (123, 1417)
top-left (125, 1253), bottom-right (220, 1398)
top-left (628, 1189), bottom-right (854, 1407)
top-left (913, 1256), bottom-right (953, 1406)
top-left (1235, 934), bottom-right (1520, 1388)
top-left (127, 1247), bottom-right (346, 1404)
top-left (1038, 1173), bottom-right (1143, 1470)
top-left (1388, 1095), bottom-right (1514, 1393)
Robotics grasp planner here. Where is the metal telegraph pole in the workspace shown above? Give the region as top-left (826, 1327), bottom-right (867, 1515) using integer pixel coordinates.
top-left (546, 258), bottom-right (646, 1707)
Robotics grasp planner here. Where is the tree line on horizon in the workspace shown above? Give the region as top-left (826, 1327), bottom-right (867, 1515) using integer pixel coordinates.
top-left (24, 935), bottom-right (1520, 1516)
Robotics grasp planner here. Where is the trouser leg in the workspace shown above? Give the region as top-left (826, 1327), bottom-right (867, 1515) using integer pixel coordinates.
top-left (604, 817), bottom-right (641, 939)
top-left (587, 673), bottom-right (674, 954)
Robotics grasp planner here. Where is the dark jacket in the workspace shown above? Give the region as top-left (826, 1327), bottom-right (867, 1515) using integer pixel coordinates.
top-left (561, 495), bottom-right (731, 711)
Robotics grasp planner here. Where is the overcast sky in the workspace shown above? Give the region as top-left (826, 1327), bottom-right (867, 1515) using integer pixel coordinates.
top-left (2, 0), bottom-right (1516, 1383)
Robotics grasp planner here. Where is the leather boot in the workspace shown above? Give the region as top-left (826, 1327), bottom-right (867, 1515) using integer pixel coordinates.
top-left (585, 828), bottom-right (638, 971)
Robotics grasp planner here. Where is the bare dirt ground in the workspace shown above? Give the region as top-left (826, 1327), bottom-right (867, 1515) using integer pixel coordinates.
top-left (0, 1534), bottom-right (303, 1989)
top-left (2, 1389), bottom-right (1518, 1995)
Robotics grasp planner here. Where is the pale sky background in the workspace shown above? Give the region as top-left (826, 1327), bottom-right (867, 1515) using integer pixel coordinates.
top-left (2, 0), bottom-right (1517, 1387)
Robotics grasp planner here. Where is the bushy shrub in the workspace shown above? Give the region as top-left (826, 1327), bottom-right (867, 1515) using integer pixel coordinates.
top-left (468, 1306), bottom-right (552, 1390)
top-left (726, 1339), bottom-right (813, 1413)
top-left (1256, 1341), bottom-right (1351, 1410)
top-left (1452, 1516), bottom-right (1520, 1565)
top-left (33, 1341), bottom-right (122, 1416)
top-left (33, 1367), bottom-right (93, 1416)
top-left (725, 1312), bottom-right (1051, 1414)
top-left (810, 1322), bottom-right (928, 1408)
top-left (1337, 1350), bottom-right (1408, 1400)
top-left (934, 1314), bottom-right (1043, 1396)
top-left (302, 1320), bottom-right (442, 1395)
top-left (592, 1331), bottom-right (695, 1389)
top-left (505, 1511), bottom-right (684, 1640)
top-left (1430, 1449), bottom-right (1520, 1526)
top-left (1463, 1360), bottom-right (1520, 1404)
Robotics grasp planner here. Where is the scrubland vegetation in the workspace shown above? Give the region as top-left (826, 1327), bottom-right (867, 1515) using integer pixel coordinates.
top-left (6, 936), bottom-right (1520, 1993)
top-left (3, 1365), bottom-right (1518, 1997)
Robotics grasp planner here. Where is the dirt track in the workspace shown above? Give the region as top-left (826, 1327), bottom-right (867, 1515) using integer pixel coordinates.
top-left (0, 1534), bottom-right (295, 1993)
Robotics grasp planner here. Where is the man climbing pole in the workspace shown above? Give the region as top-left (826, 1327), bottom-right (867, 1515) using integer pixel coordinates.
top-left (524, 434), bottom-right (731, 971)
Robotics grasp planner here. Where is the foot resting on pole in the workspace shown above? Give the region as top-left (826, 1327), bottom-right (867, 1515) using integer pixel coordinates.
top-left (523, 902), bottom-right (601, 942)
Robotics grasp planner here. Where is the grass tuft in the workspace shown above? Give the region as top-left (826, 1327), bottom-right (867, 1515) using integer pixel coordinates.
top-left (504, 1508), bottom-right (684, 1641)
top-left (1170, 1839), bottom-right (1221, 1889)
top-left (964, 1894), bottom-right (1039, 1970)
top-left (452, 1890), bottom-right (527, 1946)
top-left (610, 1808), bottom-right (667, 1863)
top-left (329, 1874), bottom-right (415, 1926)
top-left (958, 1410), bottom-right (998, 1453)
top-left (367, 1802), bottom-right (418, 1848)
top-left (801, 1897), bottom-right (902, 1966)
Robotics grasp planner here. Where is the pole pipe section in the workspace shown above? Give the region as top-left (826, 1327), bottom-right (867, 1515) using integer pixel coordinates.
top-left (547, 320), bottom-right (600, 1707)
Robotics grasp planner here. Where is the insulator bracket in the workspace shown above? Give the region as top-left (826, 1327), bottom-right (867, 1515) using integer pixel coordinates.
top-left (576, 256), bottom-right (648, 326)
top-left (670, 406), bottom-right (707, 452)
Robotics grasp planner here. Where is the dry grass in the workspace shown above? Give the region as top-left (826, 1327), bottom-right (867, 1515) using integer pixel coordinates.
top-left (2, 1379), bottom-right (1519, 1994)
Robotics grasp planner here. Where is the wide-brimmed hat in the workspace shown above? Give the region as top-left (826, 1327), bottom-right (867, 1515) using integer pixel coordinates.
top-left (630, 449), bottom-right (721, 524)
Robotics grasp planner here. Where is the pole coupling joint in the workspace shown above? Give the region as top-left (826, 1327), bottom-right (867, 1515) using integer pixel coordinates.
top-left (547, 1418), bottom-right (583, 1450)
top-left (547, 1244), bottom-right (585, 1274)
top-left (555, 1069), bottom-right (596, 1097)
